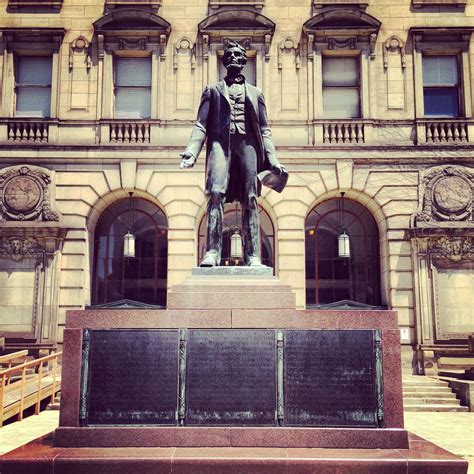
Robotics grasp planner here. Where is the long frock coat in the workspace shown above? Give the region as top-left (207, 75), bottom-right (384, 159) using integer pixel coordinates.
top-left (184, 79), bottom-right (279, 203)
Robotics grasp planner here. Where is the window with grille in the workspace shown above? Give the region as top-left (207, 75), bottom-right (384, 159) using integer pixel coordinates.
top-left (422, 55), bottom-right (460, 117)
top-left (322, 56), bottom-right (360, 118)
top-left (114, 57), bottom-right (152, 118)
top-left (15, 56), bottom-right (52, 118)
top-left (305, 198), bottom-right (381, 307)
top-left (93, 198), bottom-right (168, 307)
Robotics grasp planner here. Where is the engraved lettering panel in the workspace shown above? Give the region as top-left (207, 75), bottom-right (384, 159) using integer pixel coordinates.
top-left (84, 329), bottom-right (179, 425)
top-left (284, 330), bottom-right (378, 427)
top-left (185, 329), bottom-right (276, 426)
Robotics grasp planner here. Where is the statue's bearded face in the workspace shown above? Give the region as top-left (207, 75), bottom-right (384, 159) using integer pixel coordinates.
top-left (223, 46), bottom-right (247, 73)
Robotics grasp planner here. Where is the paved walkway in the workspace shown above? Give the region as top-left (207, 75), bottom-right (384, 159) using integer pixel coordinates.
top-left (0, 410), bottom-right (473, 472)
top-left (405, 411), bottom-right (474, 473)
top-left (0, 410), bottom-right (59, 456)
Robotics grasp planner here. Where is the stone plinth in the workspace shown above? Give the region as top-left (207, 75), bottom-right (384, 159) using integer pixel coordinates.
top-left (168, 267), bottom-right (296, 310)
top-left (57, 307), bottom-right (405, 444)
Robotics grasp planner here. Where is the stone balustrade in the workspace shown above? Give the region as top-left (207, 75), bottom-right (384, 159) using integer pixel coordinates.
top-left (423, 120), bottom-right (468, 144)
top-left (7, 121), bottom-right (50, 143)
top-left (415, 119), bottom-right (473, 145)
top-left (322, 121), bottom-right (366, 144)
top-left (1, 118), bottom-right (474, 147)
top-left (108, 121), bottom-right (151, 144)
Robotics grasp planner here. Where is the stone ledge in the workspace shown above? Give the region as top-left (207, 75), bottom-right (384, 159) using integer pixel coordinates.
top-left (191, 266), bottom-right (273, 277)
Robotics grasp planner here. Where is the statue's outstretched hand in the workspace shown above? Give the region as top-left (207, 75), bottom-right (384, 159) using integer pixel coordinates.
top-left (180, 152), bottom-right (196, 169)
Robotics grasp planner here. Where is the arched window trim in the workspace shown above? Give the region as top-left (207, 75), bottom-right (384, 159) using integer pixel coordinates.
top-left (305, 198), bottom-right (382, 309)
top-left (92, 197), bottom-right (168, 308)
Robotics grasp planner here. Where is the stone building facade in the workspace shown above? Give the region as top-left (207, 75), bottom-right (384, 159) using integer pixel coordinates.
top-left (0, 0), bottom-right (473, 372)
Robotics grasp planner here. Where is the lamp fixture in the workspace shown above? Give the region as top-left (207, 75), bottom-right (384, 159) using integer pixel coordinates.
top-left (338, 192), bottom-right (350, 258)
top-left (123, 192), bottom-right (136, 258)
top-left (230, 203), bottom-right (243, 260)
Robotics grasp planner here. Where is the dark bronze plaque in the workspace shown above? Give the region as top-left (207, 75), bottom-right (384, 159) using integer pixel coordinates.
top-left (185, 329), bottom-right (276, 426)
top-left (82, 329), bottom-right (179, 425)
top-left (284, 330), bottom-right (378, 427)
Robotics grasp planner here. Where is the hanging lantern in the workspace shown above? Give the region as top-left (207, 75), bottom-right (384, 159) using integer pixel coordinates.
top-left (123, 231), bottom-right (135, 258)
top-left (338, 231), bottom-right (350, 258)
top-left (123, 192), bottom-right (135, 258)
top-left (230, 230), bottom-right (243, 259)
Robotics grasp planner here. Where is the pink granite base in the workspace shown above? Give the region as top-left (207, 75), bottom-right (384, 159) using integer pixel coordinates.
top-left (54, 426), bottom-right (409, 449)
top-left (62, 309), bottom-right (404, 433)
top-left (0, 432), bottom-right (467, 474)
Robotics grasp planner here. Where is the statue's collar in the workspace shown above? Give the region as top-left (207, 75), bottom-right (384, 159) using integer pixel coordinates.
top-left (224, 74), bottom-right (245, 86)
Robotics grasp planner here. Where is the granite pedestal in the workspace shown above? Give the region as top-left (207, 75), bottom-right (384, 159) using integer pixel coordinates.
top-left (0, 268), bottom-right (468, 473)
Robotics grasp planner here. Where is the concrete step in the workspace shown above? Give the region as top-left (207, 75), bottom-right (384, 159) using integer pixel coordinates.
top-left (403, 378), bottom-right (449, 387)
top-left (403, 386), bottom-right (453, 393)
top-left (403, 391), bottom-right (455, 399)
top-left (403, 398), bottom-right (461, 405)
top-left (402, 375), bottom-right (468, 412)
top-left (403, 404), bottom-right (469, 412)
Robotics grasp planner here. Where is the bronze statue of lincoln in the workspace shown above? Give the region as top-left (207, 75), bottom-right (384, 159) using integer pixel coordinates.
top-left (180, 41), bottom-right (286, 267)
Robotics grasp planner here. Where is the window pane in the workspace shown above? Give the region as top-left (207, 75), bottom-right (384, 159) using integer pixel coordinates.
top-left (16, 87), bottom-right (51, 117)
top-left (323, 87), bottom-right (360, 118)
top-left (424, 87), bottom-right (459, 117)
top-left (322, 57), bottom-right (358, 86)
top-left (115, 88), bottom-right (151, 118)
top-left (423, 56), bottom-right (458, 85)
top-left (115, 58), bottom-right (151, 87)
top-left (16, 57), bottom-right (52, 85)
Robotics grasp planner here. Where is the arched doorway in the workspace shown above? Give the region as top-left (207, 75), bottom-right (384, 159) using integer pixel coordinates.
top-left (305, 198), bottom-right (381, 307)
top-left (198, 204), bottom-right (275, 269)
top-left (92, 197), bottom-right (168, 307)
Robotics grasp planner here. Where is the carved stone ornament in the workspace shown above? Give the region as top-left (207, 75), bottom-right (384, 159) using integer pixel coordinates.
top-left (383, 36), bottom-right (406, 69)
top-left (413, 165), bottom-right (473, 225)
top-left (173, 37), bottom-right (196, 70)
top-left (118, 37), bottom-right (147, 51)
top-left (429, 236), bottom-right (474, 262)
top-left (0, 236), bottom-right (44, 262)
top-left (277, 37), bottom-right (301, 70)
top-left (69, 36), bottom-right (92, 70)
top-left (0, 165), bottom-right (59, 221)
top-left (327, 37), bottom-right (356, 50)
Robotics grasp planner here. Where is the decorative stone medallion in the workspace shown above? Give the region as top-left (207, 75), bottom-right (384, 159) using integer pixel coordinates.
top-left (413, 166), bottom-right (473, 224)
top-left (433, 176), bottom-right (471, 216)
top-left (0, 165), bottom-right (59, 221)
top-left (4, 176), bottom-right (43, 214)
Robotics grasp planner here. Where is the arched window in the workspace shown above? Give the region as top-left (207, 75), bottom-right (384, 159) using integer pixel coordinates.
top-left (92, 198), bottom-right (168, 307)
top-left (198, 204), bottom-right (275, 269)
top-left (305, 198), bottom-right (381, 307)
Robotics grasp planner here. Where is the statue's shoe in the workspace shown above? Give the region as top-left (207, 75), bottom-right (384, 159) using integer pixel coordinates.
top-left (200, 252), bottom-right (218, 267)
top-left (247, 256), bottom-right (264, 267)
